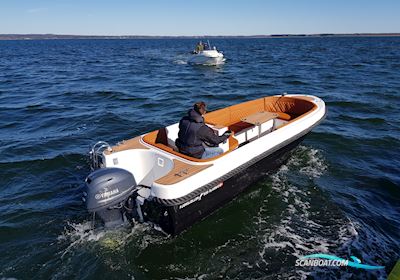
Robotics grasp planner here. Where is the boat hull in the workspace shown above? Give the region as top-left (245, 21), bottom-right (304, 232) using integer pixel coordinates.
top-left (188, 54), bottom-right (225, 65)
top-left (144, 134), bottom-right (307, 234)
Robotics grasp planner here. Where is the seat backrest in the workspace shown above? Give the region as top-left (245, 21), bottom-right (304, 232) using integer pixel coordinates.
top-left (143, 129), bottom-right (168, 146)
top-left (264, 96), bottom-right (315, 116)
top-left (164, 123), bottom-right (180, 149)
top-left (155, 127), bottom-right (168, 146)
top-left (229, 98), bottom-right (265, 124)
top-left (204, 97), bottom-right (265, 127)
top-left (204, 108), bottom-right (230, 126)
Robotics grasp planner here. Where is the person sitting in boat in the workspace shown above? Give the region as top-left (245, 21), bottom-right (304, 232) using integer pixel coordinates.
top-left (176, 102), bottom-right (232, 159)
top-left (195, 41), bottom-right (204, 53)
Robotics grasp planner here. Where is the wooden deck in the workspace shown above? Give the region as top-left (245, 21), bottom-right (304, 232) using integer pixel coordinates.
top-left (104, 136), bottom-right (148, 155)
top-left (155, 159), bottom-right (212, 185)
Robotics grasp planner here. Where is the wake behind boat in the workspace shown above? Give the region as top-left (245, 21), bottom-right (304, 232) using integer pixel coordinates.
top-left (83, 94), bottom-right (326, 234)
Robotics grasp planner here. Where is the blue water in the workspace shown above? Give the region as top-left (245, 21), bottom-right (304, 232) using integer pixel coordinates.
top-left (0, 37), bottom-right (399, 279)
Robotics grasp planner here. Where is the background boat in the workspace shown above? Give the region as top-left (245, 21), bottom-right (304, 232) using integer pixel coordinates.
top-left (188, 49), bottom-right (225, 65)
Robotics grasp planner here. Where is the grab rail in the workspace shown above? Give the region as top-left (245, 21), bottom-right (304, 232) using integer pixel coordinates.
top-left (89, 141), bottom-right (111, 170)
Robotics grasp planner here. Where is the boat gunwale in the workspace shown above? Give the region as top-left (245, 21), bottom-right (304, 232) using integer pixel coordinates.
top-left (153, 106), bottom-right (327, 206)
top-left (105, 95), bottom-right (321, 164)
top-left (140, 95), bottom-right (319, 162)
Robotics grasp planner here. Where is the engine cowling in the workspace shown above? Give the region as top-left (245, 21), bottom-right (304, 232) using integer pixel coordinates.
top-left (83, 167), bottom-right (137, 227)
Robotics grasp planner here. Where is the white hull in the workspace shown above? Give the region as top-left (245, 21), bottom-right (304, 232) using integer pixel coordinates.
top-left (188, 49), bottom-right (225, 65)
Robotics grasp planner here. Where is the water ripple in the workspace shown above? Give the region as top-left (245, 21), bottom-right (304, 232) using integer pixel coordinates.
top-left (0, 37), bottom-right (399, 279)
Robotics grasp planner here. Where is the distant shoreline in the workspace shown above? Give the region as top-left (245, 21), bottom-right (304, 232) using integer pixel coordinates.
top-left (0, 33), bottom-right (399, 40)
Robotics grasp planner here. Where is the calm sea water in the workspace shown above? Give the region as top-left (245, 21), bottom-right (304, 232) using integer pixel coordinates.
top-left (0, 37), bottom-right (399, 279)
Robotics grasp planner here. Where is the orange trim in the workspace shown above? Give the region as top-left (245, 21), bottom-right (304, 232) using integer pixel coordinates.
top-left (263, 96), bottom-right (315, 116)
top-left (275, 112), bottom-right (291, 121)
top-left (115, 96), bottom-right (318, 161)
top-left (290, 96), bottom-right (315, 102)
top-left (276, 97), bottom-right (318, 128)
top-left (142, 132), bottom-right (239, 162)
top-left (204, 96), bottom-right (313, 127)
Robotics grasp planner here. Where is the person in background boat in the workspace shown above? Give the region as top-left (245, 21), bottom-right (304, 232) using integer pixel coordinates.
top-left (195, 41), bottom-right (204, 53)
top-left (176, 102), bottom-right (232, 159)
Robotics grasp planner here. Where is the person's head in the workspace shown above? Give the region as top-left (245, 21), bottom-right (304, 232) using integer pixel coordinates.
top-left (194, 101), bottom-right (207, 115)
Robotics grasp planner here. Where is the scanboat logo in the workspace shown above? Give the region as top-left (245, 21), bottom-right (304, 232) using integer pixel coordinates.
top-left (95, 188), bottom-right (120, 200)
top-left (179, 182), bottom-right (223, 209)
top-left (296, 254), bottom-right (385, 270)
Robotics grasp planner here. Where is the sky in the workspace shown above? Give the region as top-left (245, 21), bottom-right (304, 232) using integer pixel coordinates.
top-left (0, 0), bottom-right (399, 36)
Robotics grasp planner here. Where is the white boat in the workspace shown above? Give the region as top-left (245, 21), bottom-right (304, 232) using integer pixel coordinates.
top-left (83, 94), bottom-right (326, 234)
top-left (188, 49), bottom-right (225, 66)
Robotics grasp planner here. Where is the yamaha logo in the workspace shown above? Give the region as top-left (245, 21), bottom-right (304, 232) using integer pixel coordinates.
top-left (95, 188), bottom-right (120, 200)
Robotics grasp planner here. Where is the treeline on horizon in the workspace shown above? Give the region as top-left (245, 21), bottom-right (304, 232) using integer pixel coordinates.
top-left (0, 33), bottom-right (399, 40)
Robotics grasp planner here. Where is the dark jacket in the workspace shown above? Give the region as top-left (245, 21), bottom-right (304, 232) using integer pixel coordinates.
top-left (175, 109), bottom-right (229, 158)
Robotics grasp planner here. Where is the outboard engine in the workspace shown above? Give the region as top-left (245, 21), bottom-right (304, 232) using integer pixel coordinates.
top-left (83, 167), bottom-right (137, 227)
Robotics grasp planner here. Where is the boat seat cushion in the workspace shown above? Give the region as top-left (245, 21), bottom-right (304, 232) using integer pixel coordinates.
top-left (205, 96), bottom-right (314, 128)
top-left (275, 112), bottom-right (291, 121)
top-left (143, 129), bottom-right (169, 147)
top-left (204, 98), bottom-right (265, 127)
top-left (204, 108), bottom-right (231, 126)
top-left (155, 127), bottom-right (168, 146)
top-left (228, 121), bottom-right (254, 133)
top-left (264, 96), bottom-right (315, 116)
top-left (229, 99), bottom-right (265, 124)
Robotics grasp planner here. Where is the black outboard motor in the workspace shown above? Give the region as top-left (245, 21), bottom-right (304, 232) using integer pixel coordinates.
top-left (83, 167), bottom-right (137, 227)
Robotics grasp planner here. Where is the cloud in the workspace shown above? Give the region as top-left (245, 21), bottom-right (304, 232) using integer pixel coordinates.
top-left (27, 7), bottom-right (48, 14)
